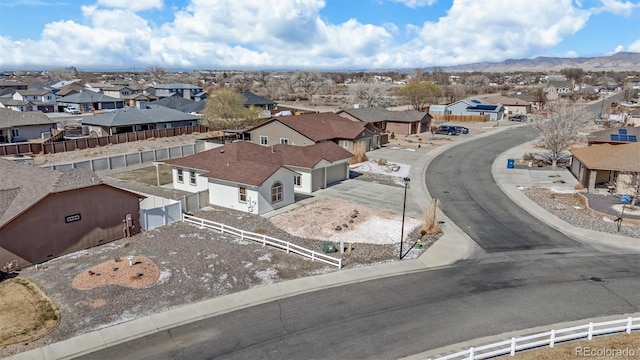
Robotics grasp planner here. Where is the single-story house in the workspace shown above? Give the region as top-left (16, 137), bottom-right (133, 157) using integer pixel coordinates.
top-left (475, 94), bottom-right (532, 115)
top-left (0, 107), bottom-right (57, 143)
top-left (0, 98), bottom-right (31, 112)
top-left (242, 91), bottom-right (277, 118)
top-left (122, 93), bottom-right (159, 109)
top-left (244, 112), bottom-right (383, 151)
top-left (163, 141), bottom-right (353, 214)
top-left (444, 98), bottom-right (505, 121)
top-left (570, 142), bottom-right (640, 194)
top-left (337, 106), bottom-right (430, 135)
top-left (80, 106), bottom-right (201, 136)
top-left (0, 159), bottom-right (144, 270)
top-left (586, 127), bottom-right (640, 145)
top-left (56, 91), bottom-right (125, 113)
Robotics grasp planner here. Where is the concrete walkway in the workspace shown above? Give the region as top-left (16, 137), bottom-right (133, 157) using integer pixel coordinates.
top-left (8, 123), bottom-right (638, 360)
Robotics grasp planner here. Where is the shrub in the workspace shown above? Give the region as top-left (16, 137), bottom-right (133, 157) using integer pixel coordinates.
top-left (377, 158), bottom-right (388, 166)
top-left (390, 132), bottom-right (395, 140)
top-left (420, 199), bottom-right (442, 235)
top-left (349, 141), bottom-right (368, 164)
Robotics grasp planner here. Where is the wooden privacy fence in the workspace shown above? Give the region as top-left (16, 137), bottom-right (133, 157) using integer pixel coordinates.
top-left (0, 125), bottom-right (211, 156)
top-left (434, 316), bottom-right (640, 360)
top-left (183, 214), bottom-right (342, 269)
top-left (431, 114), bottom-right (490, 123)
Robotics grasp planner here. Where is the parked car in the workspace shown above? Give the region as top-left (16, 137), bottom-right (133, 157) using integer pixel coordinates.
top-left (434, 125), bottom-right (459, 135)
top-left (64, 106), bottom-right (81, 115)
top-left (453, 126), bottom-right (469, 134)
top-left (509, 114), bottom-right (526, 122)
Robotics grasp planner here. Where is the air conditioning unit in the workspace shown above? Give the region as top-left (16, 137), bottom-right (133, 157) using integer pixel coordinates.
top-left (82, 125), bottom-right (89, 135)
top-left (41, 131), bottom-right (52, 139)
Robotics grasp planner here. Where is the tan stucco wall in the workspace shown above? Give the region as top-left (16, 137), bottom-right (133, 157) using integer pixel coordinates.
top-left (0, 185), bottom-right (140, 269)
top-left (247, 121), bottom-right (315, 146)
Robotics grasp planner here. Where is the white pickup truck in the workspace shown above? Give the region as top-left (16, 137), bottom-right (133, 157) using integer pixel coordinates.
top-left (64, 106), bottom-right (81, 114)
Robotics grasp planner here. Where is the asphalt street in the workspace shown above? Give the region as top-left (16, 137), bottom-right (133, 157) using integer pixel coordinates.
top-left (80, 254), bottom-right (639, 360)
top-left (80, 129), bottom-right (640, 360)
top-left (426, 126), bottom-right (580, 252)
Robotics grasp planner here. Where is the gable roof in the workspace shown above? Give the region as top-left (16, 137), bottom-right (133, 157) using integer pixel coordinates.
top-left (155, 83), bottom-right (203, 90)
top-left (570, 143), bottom-right (640, 172)
top-left (154, 96), bottom-right (194, 109)
top-left (57, 91), bottom-right (122, 104)
top-left (546, 80), bottom-right (573, 88)
top-left (164, 141), bottom-right (352, 186)
top-left (80, 106), bottom-right (200, 127)
top-left (476, 94), bottom-right (532, 106)
top-left (15, 90), bottom-right (53, 96)
top-left (339, 106), bottom-right (428, 123)
top-left (252, 112), bottom-right (370, 141)
top-left (242, 91), bottom-right (276, 106)
top-left (0, 160), bottom-right (104, 227)
top-left (0, 107), bottom-right (56, 128)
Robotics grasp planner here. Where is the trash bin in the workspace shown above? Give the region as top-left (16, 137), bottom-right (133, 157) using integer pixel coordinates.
top-left (321, 241), bottom-right (337, 253)
top-left (507, 159), bottom-right (515, 169)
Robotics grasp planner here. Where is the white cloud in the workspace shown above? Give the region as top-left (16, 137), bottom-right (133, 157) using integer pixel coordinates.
top-left (95, 0), bottom-right (162, 12)
top-left (628, 39), bottom-right (640, 52)
top-left (595, 0), bottom-right (640, 16)
top-left (614, 45), bottom-right (625, 52)
top-left (0, 0), bottom-right (632, 70)
top-left (408, 0), bottom-right (592, 65)
top-left (391, 0), bottom-right (437, 8)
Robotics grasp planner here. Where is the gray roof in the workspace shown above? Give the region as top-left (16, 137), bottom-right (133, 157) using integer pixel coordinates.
top-left (15, 89), bottom-right (52, 96)
top-left (0, 99), bottom-right (30, 106)
top-left (0, 159), bottom-right (103, 227)
top-left (80, 106), bottom-right (201, 127)
top-left (0, 108), bottom-right (56, 128)
top-left (340, 106), bottom-right (429, 123)
top-left (154, 83), bottom-right (203, 90)
top-left (154, 96), bottom-right (194, 109)
top-left (56, 92), bottom-right (122, 104)
top-left (242, 91), bottom-right (275, 106)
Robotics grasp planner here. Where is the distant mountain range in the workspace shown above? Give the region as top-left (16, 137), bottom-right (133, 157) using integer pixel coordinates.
top-left (441, 52), bottom-right (640, 72)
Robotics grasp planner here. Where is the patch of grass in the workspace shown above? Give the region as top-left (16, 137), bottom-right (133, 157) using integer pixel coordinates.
top-left (0, 278), bottom-right (60, 346)
top-left (110, 164), bottom-right (173, 186)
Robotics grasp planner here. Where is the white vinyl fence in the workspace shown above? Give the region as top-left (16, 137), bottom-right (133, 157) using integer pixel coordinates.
top-left (183, 214), bottom-right (342, 268)
top-left (141, 200), bottom-right (182, 231)
top-left (434, 316), bottom-right (640, 360)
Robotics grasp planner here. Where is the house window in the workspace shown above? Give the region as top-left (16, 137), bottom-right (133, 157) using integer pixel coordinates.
top-left (271, 182), bottom-right (283, 203)
top-left (294, 175), bottom-right (301, 187)
top-left (260, 136), bottom-right (268, 145)
top-left (341, 141), bottom-right (349, 149)
top-left (11, 129), bottom-right (19, 138)
top-left (163, 123), bottom-right (172, 129)
top-left (280, 138), bottom-right (289, 145)
top-left (189, 172), bottom-right (196, 186)
top-left (239, 186), bottom-right (247, 203)
top-left (177, 169), bottom-right (184, 183)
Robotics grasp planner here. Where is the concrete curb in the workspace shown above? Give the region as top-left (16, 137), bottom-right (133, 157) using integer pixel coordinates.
top-left (401, 312), bottom-right (640, 360)
top-left (491, 143), bottom-right (639, 252)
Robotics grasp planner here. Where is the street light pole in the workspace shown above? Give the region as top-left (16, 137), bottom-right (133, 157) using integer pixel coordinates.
top-left (400, 176), bottom-right (410, 260)
top-left (599, 93), bottom-right (605, 119)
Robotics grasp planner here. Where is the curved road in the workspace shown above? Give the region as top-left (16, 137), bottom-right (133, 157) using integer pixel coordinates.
top-left (81, 130), bottom-right (639, 360)
top-left (426, 126), bottom-right (579, 252)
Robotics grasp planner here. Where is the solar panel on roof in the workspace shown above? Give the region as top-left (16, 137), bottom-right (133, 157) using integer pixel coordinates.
top-left (618, 128), bottom-right (628, 135)
top-left (628, 135), bottom-right (638, 142)
top-left (471, 99), bottom-right (481, 104)
top-left (611, 134), bottom-right (620, 141)
top-left (473, 105), bottom-right (497, 111)
top-left (619, 135), bottom-right (629, 141)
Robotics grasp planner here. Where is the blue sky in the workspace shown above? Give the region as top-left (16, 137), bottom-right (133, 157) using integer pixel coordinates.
top-left (0, 0), bottom-right (638, 70)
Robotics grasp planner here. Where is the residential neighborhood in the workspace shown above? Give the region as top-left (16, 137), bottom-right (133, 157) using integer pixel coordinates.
top-left (0, 64), bottom-right (639, 360)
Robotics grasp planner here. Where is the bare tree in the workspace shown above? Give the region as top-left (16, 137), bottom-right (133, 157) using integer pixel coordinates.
top-left (146, 66), bottom-right (166, 82)
top-left (230, 73), bottom-right (254, 92)
top-left (444, 84), bottom-right (467, 103)
top-left (397, 81), bottom-right (444, 110)
top-left (531, 100), bottom-right (592, 168)
top-left (203, 88), bottom-right (260, 129)
top-left (349, 82), bottom-right (386, 107)
top-left (294, 71), bottom-right (327, 102)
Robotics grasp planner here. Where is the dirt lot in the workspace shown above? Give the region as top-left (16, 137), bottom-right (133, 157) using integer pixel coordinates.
top-left (0, 278), bottom-right (60, 347)
top-left (109, 163), bottom-right (173, 186)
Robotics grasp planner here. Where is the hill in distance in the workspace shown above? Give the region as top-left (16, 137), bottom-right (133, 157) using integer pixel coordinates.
top-left (441, 52), bottom-right (640, 72)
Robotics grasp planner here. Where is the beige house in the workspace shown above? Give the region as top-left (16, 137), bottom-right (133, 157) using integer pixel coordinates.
top-left (570, 143), bottom-right (640, 195)
top-left (475, 94), bottom-right (532, 115)
top-left (0, 159), bottom-right (143, 271)
top-left (244, 112), bottom-right (383, 151)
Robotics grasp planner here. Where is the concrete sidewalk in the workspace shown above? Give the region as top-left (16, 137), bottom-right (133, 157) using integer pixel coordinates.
top-left (9, 122), bottom-right (637, 360)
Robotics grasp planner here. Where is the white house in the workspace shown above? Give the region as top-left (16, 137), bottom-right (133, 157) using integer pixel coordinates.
top-left (163, 141), bottom-right (353, 214)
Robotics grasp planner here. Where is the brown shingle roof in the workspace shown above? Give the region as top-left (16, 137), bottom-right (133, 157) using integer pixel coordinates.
top-left (256, 112), bottom-right (369, 141)
top-left (164, 141), bottom-right (353, 186)
top-left (570, 143), bottom-right (640, 172)
top-left (0, 160), bottom-right (105, 227)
